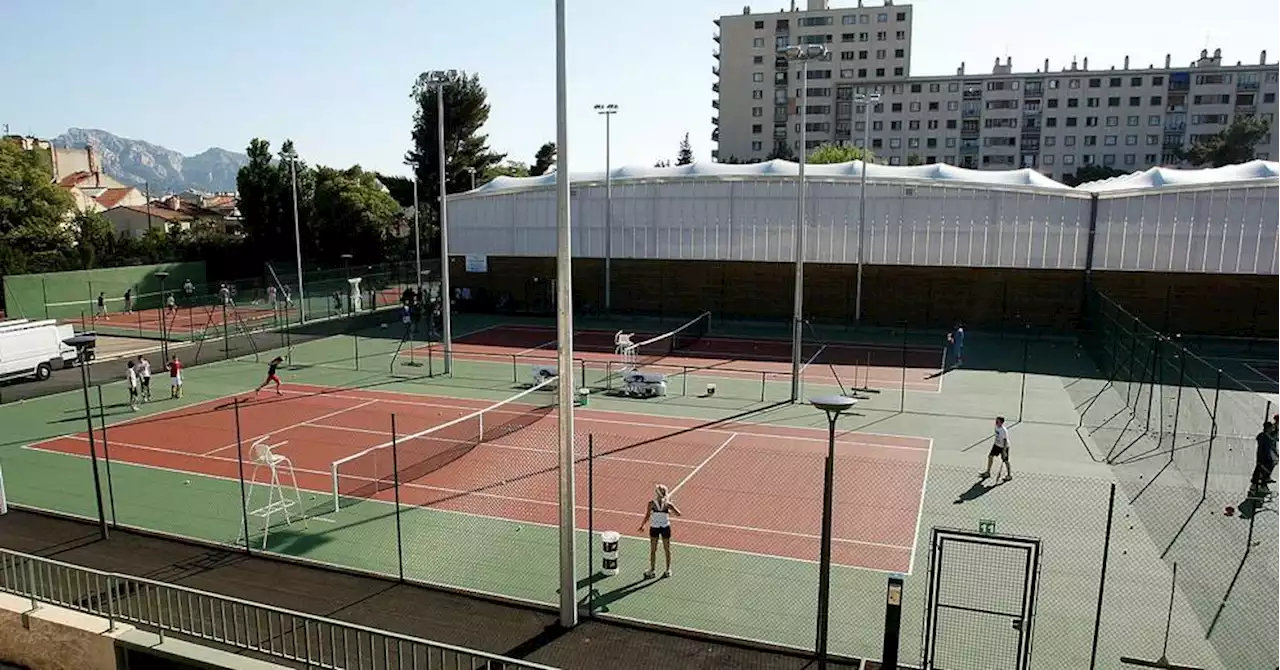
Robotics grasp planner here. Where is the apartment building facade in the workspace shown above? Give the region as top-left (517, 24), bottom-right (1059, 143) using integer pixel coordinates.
top-left (713, 1), bottom-right (1279, 181)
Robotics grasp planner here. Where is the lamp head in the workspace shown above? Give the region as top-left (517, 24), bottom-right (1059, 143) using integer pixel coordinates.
top-left (809, 394), bottom-right (856, 416)
top-left (63, 334), bottom-right (97, 350)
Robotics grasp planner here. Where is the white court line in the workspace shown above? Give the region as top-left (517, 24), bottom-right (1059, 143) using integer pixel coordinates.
top-left (514, 339), bottom-right (559, 357)
top-left (38, 436), bottom-right (910, 553)
top-left (904, 436), bottom-right (935, 577)
top-left (1245, 362), bottom-right (1278, 385)
top-left (199, 399), bottom-right (380, 456)
top-left (276, 388), bottom-right (930, 453)
top-left (800, 344), bottom-right (827, 372)
top-left (671, 433), bottom-right (737, 495)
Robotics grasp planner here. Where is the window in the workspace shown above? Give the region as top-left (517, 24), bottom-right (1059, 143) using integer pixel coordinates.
top-left (1130, 76), bottom-right (1142, 87)
top-left (928, 101), bottom-right (939, 111)
top-left (857, 68), bottom-right (867, 77)
top-left (808, 69), bottom-right (833, 80)
top-left (1104, 116), bottom-right (1119, 127)
top-left (1146, 134), bottom-right (1159, 145)
top-left (1064, 136), bottom-right (1076, 146)
top-left (1048, 99), bottom-right (1060, 109)
top-left (890, 120), bottom-right (902, 130)
top-left (926, 155), bottom-right (937, 163)
top-left (896, 11), bottom-right (907, 20)
top-left (753, 55), bottom-right (764, 64)
top-left (984, 118), bottom-right (1018, 128)
top-left (1192, 94), bottom-right (1231, 105)
top-left (946, 119), bottom-right (957, 129)
top-left (1069, 79), bottom-right (1081, 89)
top-left (908, 120), bottom-right (920, 130)
top-left (927, 119), bottom-right (939, 129)
top-left (1266, 93), bottom-right (1277, 104)
top-left (1084, 135), bottom-right (1097, 146)
top-left (860, 14), bottom-right (869, 23)
top-left (1045, 136), bottom-right (1056, 147)
top-left (1043, 155), bottom-right (1055, 166)
top-left (1103, 154), bottom-right (1116, 166)
top-left (895, 48), bottom-right (905, 58)
top-left (1152, 76), bottom-right (1164, 86)
top-left (908, 137), bottom-right (920, 148)
top-left (1048, 79), bottom-right (1060, 89)
top-left (1195, 74), bottom-right (1230, 85)
top-left (1062, 154), bottom-right (1076, 166)
top-left (841, 14), bottom-right (857, 24)
top-left (776, 36), bottom-right (789, 49)
top-left (1127, 96), bottom-right (1141, 106)
top-left (753, 72), bottom-right (764, 82)
top-left (840, 51), bottom-right (855, 61)
top-left (947, 100), bottom-right (959, 111)
top-left (929, 83), bottom-right (941, 93)
top-left (1148, 115), bottom-right (1161, 126)
top-left (799, 16), bottom-right (833, 26)
top-left (893, 67), bottom-right (904, 76)
top-left (876, 31), bottom-right (887, 40)
top-left (909, 101), bottom-right (921, 112)
top-left (1082, 155), bottom-right (1095, 165)
top-left (877, 12), bottom-right (888, 21)
top-left (1066, 117), bottom-right (1078, 127)
top-left (1067, 98), bottom-right (1080, 108)
top-left (876, 48), bottom-right (887, 59)
top-left (805, 105), bottom-right (831, 114)
top-left (927, 137), bottom-right (938, 148)
top-left (1108, 97), bottom-right (1121, 107)
top-left (837, 68), bottom-right (852, 78)
top-left (752, 37), bottom-right (765, 48)
top-left (946, 137), bottom-right (957, 147)
top-left (1087, 97), bottom-right (1100, 108)
top-left (858, 50), bottom-right (869, 59)
top-left (891, 102), bottom-right (903, 112)
top-left (889, 138), bottom-right (901, 148)
top-left (895, 30), bottom-right (906, 39)
top-left (1149, 96), bottom-right (1162, 106)
top-left (1124, 154), bottom-right (1136, 165)
top-left (752, 124), bottom-right (762, 134)
top-left (1104, 135), bottom-right (1118, 146)
top-left (1192, 114), bottom-right (1230, 125)
top-left (1109, 77), bottom-right (1122, 87)
top-left (752, 107), bottom-right (763, 117)
top-left (752, 90), bottom-right (764, 99)
top-left (1125, 135), bottom-right (1137, 146)
top-left (888, 156), bottom-right (901, 165)
top-left (1086, 116), bottom-right (1099, 127)
top-left (872, 138), bottom-right (882, 148)
top-left (1046, 117), bottom-right (1058, 127)
top-left (872, 121), bottom-right (883, 130)
top-left (841, 33), bottom-right (856, 42)
top-left (752, 141), bottom-right (763, 151)
top-left (1145, 153), bottom-right (1158, 163)
top-left (875, 68), bottom-right (885, 77)
top-left (1126, 115), bottom-right (1139, 126)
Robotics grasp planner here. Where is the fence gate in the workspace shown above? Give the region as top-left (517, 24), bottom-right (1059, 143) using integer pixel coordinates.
top-left (921, 528), bottom-right (1042, 670)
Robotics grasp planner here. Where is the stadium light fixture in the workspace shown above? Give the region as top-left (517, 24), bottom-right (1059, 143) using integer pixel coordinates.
top-left (423, 69), bottom-right (456, 373)
top-left (63, 333), bottom-right (108, 540)
top-left (594, 103), bottom-right (619, 312)
top-left (853, 89), bottom-right (882, 324)
top-left (779, 43), bottom-right (829, 403)
top-left (808, 394), bottom-right (857, 668)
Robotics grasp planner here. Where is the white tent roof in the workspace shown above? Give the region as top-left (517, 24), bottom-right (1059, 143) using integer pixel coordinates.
top-left (464, 159), bottom-right (1071, 196)
top-left (1077, 159), bottom-right (1280, 192)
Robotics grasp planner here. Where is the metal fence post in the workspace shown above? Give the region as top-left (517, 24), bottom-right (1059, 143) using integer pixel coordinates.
top-left (1203, 369), bottom-right (1222, 501)
top-left (1169, 336), bottom-right (1188, 463)
top-left (354, 333), bottom-right (360, 371)
top-left (233, 399), bottom-right (252, 552)
top-left (1088, 482), bottom-right (1117, 670)
top-left (900, 323), bottom-right (908, 413)
top-left (391, 414), bottom-right (406, 583)
top-left (1018, 324), bottom-right (1030, 423)
top-left (96, 386), bottom-right (118, 526)
top-left (587, 434), bottom-right (595, 617)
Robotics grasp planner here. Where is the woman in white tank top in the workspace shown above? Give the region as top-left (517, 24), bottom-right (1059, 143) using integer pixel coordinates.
top-left (637, 484), bottom-right (682, 579)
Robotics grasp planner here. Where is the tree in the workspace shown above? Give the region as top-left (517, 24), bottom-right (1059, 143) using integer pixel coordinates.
top-left (487, 161), bottom-right (530, 181)
top-left (676, 133), bottom-right (694, 165)
top-left (806, 143), bottom-right (874, 164)
top-left (766, 142), bottom-right (795, 161)
top-left (70, 210), bottom-right (115, 268)
top-left (906, 153), bottom-right (923, 166)
top-left (1176, 117), bottom-right (1272, 167)
top-left (373, 173), bottom-right (416, 209)
top-left (654, 159), bottom-right (671, 168)
top-left (1062, 165), bottom-right (1129, 187)
top-left (310, 165), bottom-right (402, 262)
top-left (530, 142), bottom-right (556, 176)
top-left (0, 140), bottom-right (74, 277)
top-left (406, 70), bottom-right (506, 238)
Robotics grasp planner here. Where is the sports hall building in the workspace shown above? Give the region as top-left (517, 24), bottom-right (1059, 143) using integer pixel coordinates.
top-left (444, 159), bottom-right (1279, 337)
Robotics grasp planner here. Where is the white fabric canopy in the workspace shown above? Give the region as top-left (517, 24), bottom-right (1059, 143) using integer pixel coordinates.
top-left (466, 159), bottom-right (1072, 196)
top-left (1077, 159), bottom-right (1280, 192)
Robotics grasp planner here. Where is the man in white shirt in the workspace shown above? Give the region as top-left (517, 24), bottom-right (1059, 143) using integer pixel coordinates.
top-left (980, 416), bottom-right (1012, 482)
top-left (137, 356), bottom-right (152, 402)
top-left (126, 361), bottom-right (140, 411)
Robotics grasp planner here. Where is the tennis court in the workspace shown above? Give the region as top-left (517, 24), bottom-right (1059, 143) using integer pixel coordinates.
top-left (25, 381), bottom-right (930, 573)
top-left (443, 320), bottom-right (945, 393)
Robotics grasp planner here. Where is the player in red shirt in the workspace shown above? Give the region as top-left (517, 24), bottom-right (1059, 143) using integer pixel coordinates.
top-left (167, 355), bottom-right (183, 399)
top-left (255, 356), bottom-right (285, 397)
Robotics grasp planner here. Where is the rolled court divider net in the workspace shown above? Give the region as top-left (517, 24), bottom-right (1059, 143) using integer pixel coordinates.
top-left (623, 311), bottom-right (711, 370)
top-left (329, 376), bottom-right (558, 513)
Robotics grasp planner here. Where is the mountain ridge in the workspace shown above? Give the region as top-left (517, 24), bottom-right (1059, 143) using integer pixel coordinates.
top-left (51, 127), bottom-right (247, 194)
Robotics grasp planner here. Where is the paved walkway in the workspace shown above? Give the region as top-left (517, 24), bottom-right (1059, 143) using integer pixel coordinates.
top-left (0, 509), bottom-right (857, 670)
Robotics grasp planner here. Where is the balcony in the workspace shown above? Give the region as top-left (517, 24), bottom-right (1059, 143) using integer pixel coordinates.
top-left (712, 82), bottom-right (719, 93)
top-left (713, 33), bottom-right (720, 44)
top-left (712, 99), bottom-right (720, 109)
top-left (962, 87), bottom-right (982, 101)
top-left (1237, 80), bottom-right (1260, 91)
top-left (712, 116), bottom-right (719, 126)
top-left (1164, 122), bottom-right (1186, 132)
top-left (1021, 125), bottom-right (1041, 136)
top-left (961, 107), bottom-right (982, 119)
top-left (713, 49), bottom-right (720, 60)
top-left (1024, 85), bottom-right (1044, 98)
top-left (1169, 81), bottom-right (1190, 92)
top-left (1166, 104), bottom-right (1186, 113)
top-left (774, 109), bottom-right (789, 122)
top-left (775, 56), bottom-right (789, 69)
top-left (711, 128), bottom-right (719, 141)
top-left (1235, 104), bottom-right (1257, 114)
top-left (1162, 135), bottom-right (1184, 147)
top-left (774, 128), bottom-right (788, 139)
top-left (712, 65), bottom-right (719, 77)
top-left (959, 144), bottom-right (980, 155)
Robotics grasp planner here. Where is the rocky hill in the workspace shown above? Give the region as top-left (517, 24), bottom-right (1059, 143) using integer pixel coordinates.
top-left (51, 128), bottom-right (247, 194)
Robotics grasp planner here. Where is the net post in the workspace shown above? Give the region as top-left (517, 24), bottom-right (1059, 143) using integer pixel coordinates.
top-left (96, 385), bottom-right (117, 527)
top-left (1088, 481), bottom-right (1117, 670)
top-left (900, 322), bottom-right (908, 412)
top-left (512, 354), bottom-right (518, 384)
top-left (1169, 335), bottom-right (1187, 463)
top-left (354, 332), bottom-right (360, 371)
top-left (390, 413), bottom-right (405, 583)
top-left (682, 367), bottom-right (688, 396)
top-left (1203, 369), bottom-right (1222, 501)
top-left (233, 398), bottom-right (252, 553)
top-left (579, 359), bottom-right (587, 390)
top-left (760, 371), bottom-right (767, 403)
top-left (587, 433), bottom-right (595, 618)
top-left (1018, 323), bottom-right (1030, 422)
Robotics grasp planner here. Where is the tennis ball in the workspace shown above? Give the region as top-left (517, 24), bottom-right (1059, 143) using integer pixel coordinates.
top-left (183, 480), bottom-right (191, 485)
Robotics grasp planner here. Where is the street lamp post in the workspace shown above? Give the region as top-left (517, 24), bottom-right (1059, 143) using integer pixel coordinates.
top-left (405, 159), bottom-right (422, 300)
top-left (808, 394), bottom-right (857, 669)
top-left (593, 103), bottom-right (618, 312)
top-left (65, 334), bottom-right (108, 540)
top-left (465, 167), bottom-right (477, 191)
top-left (426, 69), bottom-right (457, 374)
top-left (781, 43), bottom-right (829, 403)
top-left (287, 155), bottom-right (305, 323)
top-left (154, 271), bottom-right (169, 362)
top-left (853, 90), bottom-right (881, 324)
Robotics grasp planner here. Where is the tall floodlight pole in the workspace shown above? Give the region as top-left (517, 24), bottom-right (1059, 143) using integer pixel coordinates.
top-left (288, 155), bottom-right (305, 322)
top-left (809, 394), bottom-right (857, 669)
top-left (405, 159), bottom-right (422, 298)
top-left (427, 69), bottom-right (457, 374)
top-left (782, 43), bottom-right (829, 403)
top-left (554, 0), bottom-right (578, 629)
top-left (854, 90), bottom-right (881, 324)
top-left (593, 103), bottom-right (618, 312)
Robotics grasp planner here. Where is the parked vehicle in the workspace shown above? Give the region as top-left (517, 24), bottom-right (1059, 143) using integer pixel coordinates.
top-left (0, 320), bottom-right (81, 382)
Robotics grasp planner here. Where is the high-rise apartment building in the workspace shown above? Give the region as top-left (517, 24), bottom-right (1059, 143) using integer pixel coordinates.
top-left (713, 1), bottom-right (1279, 181)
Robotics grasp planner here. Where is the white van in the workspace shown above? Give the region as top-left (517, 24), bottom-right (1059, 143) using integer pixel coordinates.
top-left (0, 320), bottom-right (80, 382)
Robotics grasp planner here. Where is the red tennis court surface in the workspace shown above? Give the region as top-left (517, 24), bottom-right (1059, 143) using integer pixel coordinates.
top-left (446, 324), bottom-right (944, 392)
top-left (28, 383), bottom-right (930, 572)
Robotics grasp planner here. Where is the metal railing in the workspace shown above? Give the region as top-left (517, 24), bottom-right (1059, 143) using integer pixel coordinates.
top-left (0, 548), bottom-right (556, 670)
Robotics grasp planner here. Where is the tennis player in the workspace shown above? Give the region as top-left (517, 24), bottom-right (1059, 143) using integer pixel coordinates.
top-left (980, 416), bottom-right (1012, 482)
top-left (255, 356), bottom-right (285, 396)
top-left (947, 323), bottom-right (965, 368)
top-left (123, 289), bottom-right (134, 314)
top-left (96, 292), bottom-right (108, 319)
top-left (137, 355), bottom-right (152, 402)
top-left (126, 361), bottom-right (140, 411)
top-left (167, 355), bottom-right (183, 399)
top-left (637, 484), bottom-right (682, 579)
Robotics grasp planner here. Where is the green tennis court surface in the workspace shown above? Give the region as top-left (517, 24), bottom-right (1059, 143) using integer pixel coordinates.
top-left (0, 314), bottom-right (1272, 669)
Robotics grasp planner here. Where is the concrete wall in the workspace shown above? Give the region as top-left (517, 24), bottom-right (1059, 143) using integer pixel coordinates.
top-left (0, 592), bottom-right (118, 670)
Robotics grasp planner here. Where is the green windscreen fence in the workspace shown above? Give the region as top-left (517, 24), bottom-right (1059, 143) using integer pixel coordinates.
top-left (2, 262), bottom-right (207, 319)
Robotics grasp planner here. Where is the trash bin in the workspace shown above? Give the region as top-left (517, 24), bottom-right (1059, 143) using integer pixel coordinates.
top-left (600, 530), bottom-right (620, 576)
top-left (578, 387), bottom-right (590, 407)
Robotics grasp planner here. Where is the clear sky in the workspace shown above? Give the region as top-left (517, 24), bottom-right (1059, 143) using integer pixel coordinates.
top-left (2, 0), bottom-right (1277, 178)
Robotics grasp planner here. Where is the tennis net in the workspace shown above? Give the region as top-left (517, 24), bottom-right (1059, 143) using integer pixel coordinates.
top-left (627, 311), bottom-right (711, 368)
top-left (329, 376), bottom-right (557, 512)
